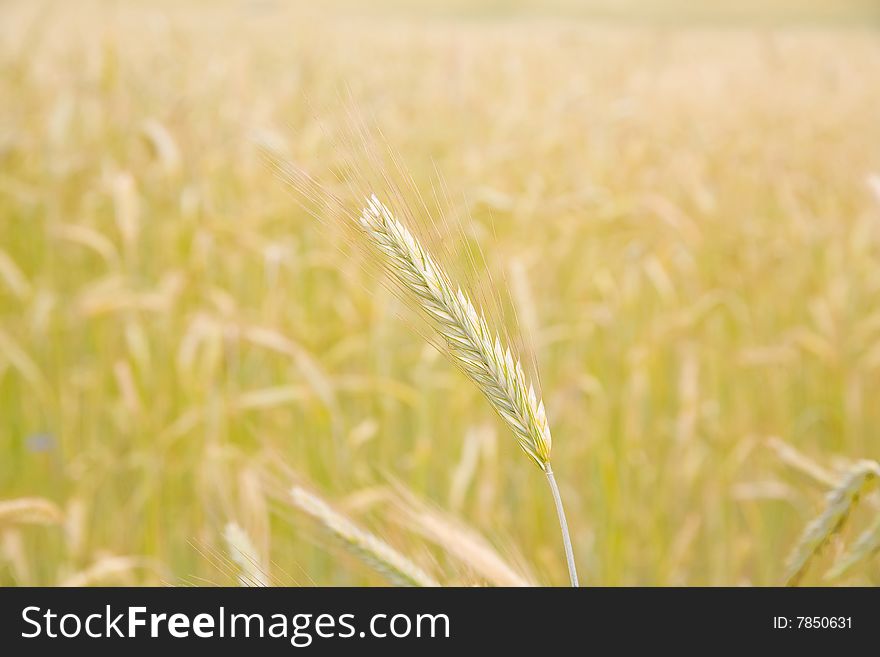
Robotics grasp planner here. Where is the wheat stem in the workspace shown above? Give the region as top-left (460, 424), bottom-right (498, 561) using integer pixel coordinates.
top-left (546, 467), bottom-right (579, 587)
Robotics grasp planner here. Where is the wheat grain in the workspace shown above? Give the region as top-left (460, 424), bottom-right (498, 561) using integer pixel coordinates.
top-left (290, 486), bottom-right (439, 587)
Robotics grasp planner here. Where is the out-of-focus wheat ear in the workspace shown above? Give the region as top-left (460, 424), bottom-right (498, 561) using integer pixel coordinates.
top-left (290, 486), bottom-right (439, 587)
top-left (60, 556), bottom-right (161, 586)
top-left (0, 497), bottom-right (63, 527)
top-left (388, 482), bottom-right (537, 587)
top-left (785, 459), bottom-right (880, 585)
top-left (358, 195), bottom-right (578, 586)
top-left (767, 437), bottom-right (839, 490)
top-left (824, 514), bottom-right (880, 580)
top-left (224, 522), bottom-right (271, 587)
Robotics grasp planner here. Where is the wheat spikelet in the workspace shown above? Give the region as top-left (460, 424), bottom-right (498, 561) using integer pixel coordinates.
top-left (0, 497), bottom-right (63, 526)
top-left (359, 195), bottom-right (552, 471)
top-left (784, 459), bottom-right (880, 585)
top-left (290, 486), bottom-right (439, 587)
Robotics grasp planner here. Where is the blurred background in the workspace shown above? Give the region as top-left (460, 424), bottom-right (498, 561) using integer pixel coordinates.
top-left (1, 0), bottom-right (879, 586)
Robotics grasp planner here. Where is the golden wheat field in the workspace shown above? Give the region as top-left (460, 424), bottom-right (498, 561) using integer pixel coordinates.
top-left (1, 0), bottom-right (880, 587)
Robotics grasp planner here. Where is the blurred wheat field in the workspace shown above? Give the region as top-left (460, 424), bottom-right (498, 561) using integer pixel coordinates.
top-left (1, 0), bottom-right (880, 586)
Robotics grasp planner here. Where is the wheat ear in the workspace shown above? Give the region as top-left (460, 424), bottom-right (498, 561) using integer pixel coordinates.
top-left (0, 497), bottom-right (63, 526)
top-left (824, 514), bottom-right (880, 580)
top-left (359, 195), bottom-right (579, 586)
top-left (784, 459), bottom-right (880, 585)
top-left (290, 486), bottom-right (439, 587)
top-left (224, 522), bottom-right (271, 587)
top-left (388, 482), bottom-right (536, 587)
